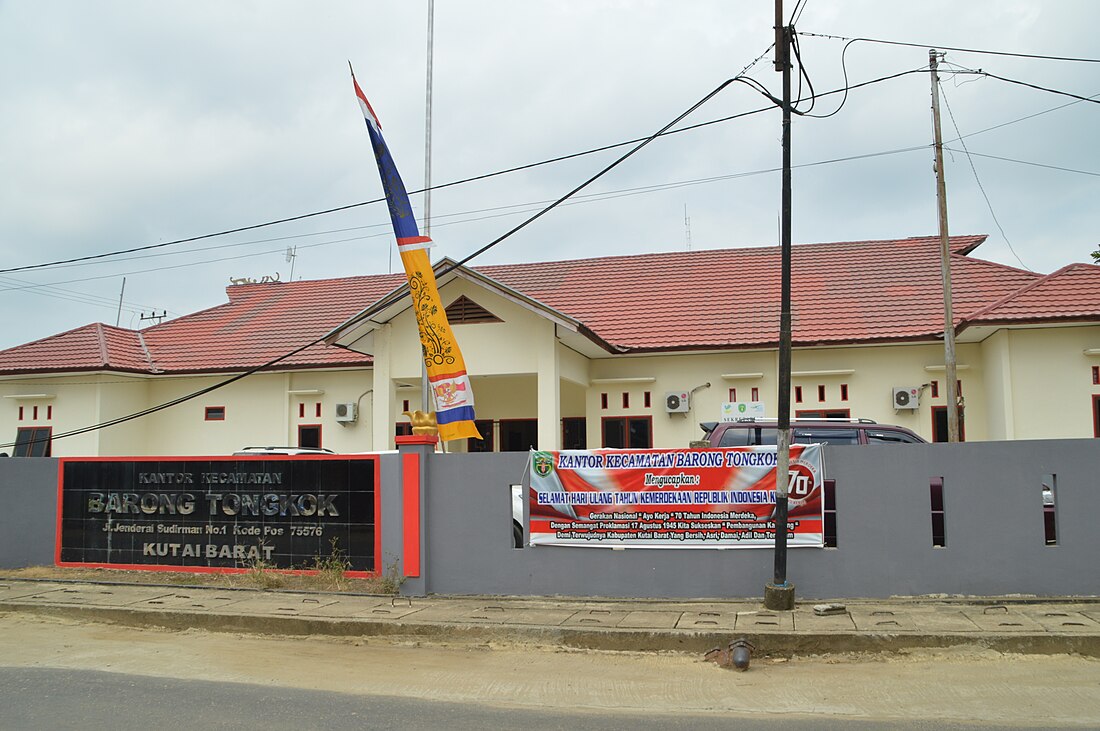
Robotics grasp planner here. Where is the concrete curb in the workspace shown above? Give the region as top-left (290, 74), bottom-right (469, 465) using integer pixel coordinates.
top-left (5, 599), bottom-right (1100, 658)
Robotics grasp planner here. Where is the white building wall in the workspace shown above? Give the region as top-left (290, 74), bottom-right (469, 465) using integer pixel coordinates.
top-left (0, 374), bottom-right (119, 457)
top-left (980, 330), bottom-right (1013, 441)
top-left (991, 325), bottom-right (1100, 440)
top-left (583, 341), bottom-right (989, 447)
top-left (141, 369), bottom-right (373, 456)
top-left (95, 375), bottom-right (152, 455)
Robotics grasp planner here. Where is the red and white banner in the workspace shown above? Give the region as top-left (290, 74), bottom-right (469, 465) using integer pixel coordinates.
top-left (526, 446), bottom-right (824, 548)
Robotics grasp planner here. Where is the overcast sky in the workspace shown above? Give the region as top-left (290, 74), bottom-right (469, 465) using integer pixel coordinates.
top-left (1, 1), bottom-right (1097, 351)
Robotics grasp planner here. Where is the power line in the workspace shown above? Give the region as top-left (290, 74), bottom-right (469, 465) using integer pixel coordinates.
top-left (438, 75), bottom-right (746, 276)
top-left (947, 91), bottom-right (1100, 141)
top-left (7, 70), bottom-right (1088, 294)
top-left (2, 144), bottom-right (937, 294)
top-left (798, 31), bottom-right (1100, 63)
top-left (0, 66), bottom-right (928, 277)
top-left (941, 148), bottom-right (1100, 177)
top-left (789, 0), bottom-right (810, 26)
top-left (0, 274), bottom-right (155, 313)
top-left (2, 143), bottom-right (937, 294)
top-left (0, 67), bottom-right (757, 451)
top-left (6, 55), bottom-right (1087, 449)
top-left (978, 71), bottom-right (1100, 105)
top-left (940, 85), bottom-right (1031, 270)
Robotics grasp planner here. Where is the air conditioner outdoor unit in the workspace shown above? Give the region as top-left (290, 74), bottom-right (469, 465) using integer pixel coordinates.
top-left (892, 387), bottom-right (920, 410)
top-left (334, 402), bottom-right (358, 423)
top-left (665, 391), bottom-right (690, 413)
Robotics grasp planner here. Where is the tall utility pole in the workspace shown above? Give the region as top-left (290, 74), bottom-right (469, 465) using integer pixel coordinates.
top-left (423, 0), bottom-right (435, 237)
top-left (421, 0), bottom-right (436, 424)
top-left (929, 50), bottom-right (961, 443)
top-left (765, 0), bottom-right (795, 611)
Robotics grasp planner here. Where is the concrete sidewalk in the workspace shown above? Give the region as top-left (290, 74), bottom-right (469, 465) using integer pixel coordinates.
top-left (2, 577), bottom-right (1099, 657)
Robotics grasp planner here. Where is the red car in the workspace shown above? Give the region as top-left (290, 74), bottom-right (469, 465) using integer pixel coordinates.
top-left (701, 418), bottom-right (927, 447)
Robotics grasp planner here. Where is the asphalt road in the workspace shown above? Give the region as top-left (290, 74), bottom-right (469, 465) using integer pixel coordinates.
top-left (0, 667), bottom-right (1026, 731)
top-left (2, 613), bottom-right (1099, 728)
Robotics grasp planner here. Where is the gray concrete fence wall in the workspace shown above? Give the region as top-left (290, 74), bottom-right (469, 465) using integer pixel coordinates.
top-left (2, 441), bottom-right (1097, 599)
top-left (411, 440), bottom-right (1100, 599)
top-left (0, 458), bottom-right (60, 568)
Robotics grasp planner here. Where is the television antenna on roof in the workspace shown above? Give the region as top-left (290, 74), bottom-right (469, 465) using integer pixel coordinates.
top-left (684, 204), bottom-right (692, 251)
top-left (285, 246), bottom-right (297, 281)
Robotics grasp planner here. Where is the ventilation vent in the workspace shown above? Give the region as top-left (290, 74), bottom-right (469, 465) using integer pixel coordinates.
top-left (445, 296), bottom-right (502, 324)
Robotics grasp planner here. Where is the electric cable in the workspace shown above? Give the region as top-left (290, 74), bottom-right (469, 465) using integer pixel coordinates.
top-left (940, 148), bottom-right (1100, 177)
top-left (946, 91), bottom-right (1100, 142)
top-left (939, 84), bottom-right (1031, 270)
top-left (17, 64), bottom-right (1080, 310)
top-left (0, 65), bottom-right (927, 277)
top-left (4, 143), bottom-right (936, 297)
top-left (6, 141), bottom-right (936, 295)
top-left (789, 0), bottom-right (809, 26)
top-left (0, 274), bottom-right (164, 314)
top-left (798, 31), bottom-right (1100, 63)
top-left (0, 70), bottom-right (751, 450)
top-left (790, 27), bottom-right (819, 115)
top-left (436, 75), bottom-right (742, 277)
top-left (977, 71), bottom-right (1100, 105)
top-left (0, 56), bottom-right (1048, 449)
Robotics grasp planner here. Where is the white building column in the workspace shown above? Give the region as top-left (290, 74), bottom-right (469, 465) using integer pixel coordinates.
top-left (536, 321), bottom-right (561, 450)
top-left (372, 324), bottom-right (397, 451)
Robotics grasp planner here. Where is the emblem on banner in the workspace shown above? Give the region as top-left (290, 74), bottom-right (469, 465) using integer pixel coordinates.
top-left (432, 377), bottom-right (471, 408)
top-left (532, 451), bottom-right (554, 478)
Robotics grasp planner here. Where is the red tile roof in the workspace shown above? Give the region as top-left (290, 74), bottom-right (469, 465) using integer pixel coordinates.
top-left (0, 323), bottom-right (153, 374)
top-left (1, 234), bottom-right (1092, 375)
top-left (964, 263), bottom-right (1100, 324)
top-left (477, 235), bottom-right (1038, 350)
top-left (137, 275), bottom-right (404, 373)
top-left (0, 275), bottom-right (403, 375)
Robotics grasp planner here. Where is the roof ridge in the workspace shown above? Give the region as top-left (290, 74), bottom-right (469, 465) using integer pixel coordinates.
top-left (93, 323), bottom-right (110, 366)
top-left (473, 235), bottom-right (989, 271)
top-left (135, 331), bottom-right (161, 374)
top-left (963, 261), bottom-right (1100, 321)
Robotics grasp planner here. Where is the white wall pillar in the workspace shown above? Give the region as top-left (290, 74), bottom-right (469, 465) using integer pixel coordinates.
top-left (990, 329), bottom-right (1015, 440)
top-left (536, 322), bottom-right (561, 450)
top-left (372, 324), bottom-right (396, 451)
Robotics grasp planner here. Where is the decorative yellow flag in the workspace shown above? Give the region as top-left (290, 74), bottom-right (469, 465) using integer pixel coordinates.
top-left (353, 71), bottom-right (480, 441)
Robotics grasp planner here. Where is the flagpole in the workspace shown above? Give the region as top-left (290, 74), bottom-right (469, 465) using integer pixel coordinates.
top-left (422, 0), bottom-right (436, 443)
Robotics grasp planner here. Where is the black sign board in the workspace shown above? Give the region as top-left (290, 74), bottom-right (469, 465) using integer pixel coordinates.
top-left (57, 457), bottom-right (378, 575)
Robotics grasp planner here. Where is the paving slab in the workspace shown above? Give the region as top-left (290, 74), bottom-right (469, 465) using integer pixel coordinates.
top-left (961, 607), bottom-right (1046, 632)
top-left (0, 582), bottom-right (68, 602)
top-left (905, 609), bottom-right (983, 633)
top-left (848, 607), bottom-right (920, 632)
top-left (617, 610), bottom-right (684, 629)
top-left (135, 592), bottom-right (247, 611)
top-left (286, 597), bottom-right (407, 619)
top-left (736, 610), bottom-right (795, 631)
top-left (13, 584), bottom-right (172, 608)
top-left (792, 610), bottom-right (857, 632)
top-left (400, 601), bottom-right (514, 624)
top-left (460, 606), bottom-right (578, 626)
top-left (561, 608), bottom-right (632, 628)
top-left (1020, 608), bottom-right (1100, 633)
top-left (214, 594), bottom-right (342, 616)
top-left (676, 610), bottom-right (740, 631)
